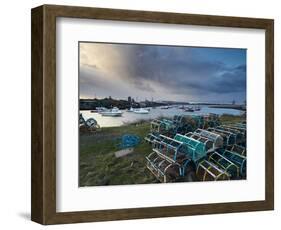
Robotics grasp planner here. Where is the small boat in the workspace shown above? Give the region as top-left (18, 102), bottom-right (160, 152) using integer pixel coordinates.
top-left (100, 107), bottom-right (123, 117)
top-left (96, 107), bottom-right (107, 113)
top-left (185, 107), bottom-right (194, 112)
top-left (133, 108), bottom-right (149, 114)
top-left (194, 106), bottom-right (201, 111)
top-left (160, 106), bottom-right (170, 109)
top-left (127, 107), bottom-right (135, 112)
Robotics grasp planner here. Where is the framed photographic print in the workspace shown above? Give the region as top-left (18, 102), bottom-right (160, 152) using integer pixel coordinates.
top-left (31, 4), bottom-right (274, 224)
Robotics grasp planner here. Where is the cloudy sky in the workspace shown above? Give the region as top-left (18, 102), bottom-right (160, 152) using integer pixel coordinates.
top-left (79, 42), bottom-right (246, 103)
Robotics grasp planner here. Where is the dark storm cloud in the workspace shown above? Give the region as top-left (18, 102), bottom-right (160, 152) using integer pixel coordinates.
top-left (80, 43), bottom-right (246, 102)
top-left (125, 45), bottom-right (246, 96)
top-left (168, 64), bottom-right (246, 94)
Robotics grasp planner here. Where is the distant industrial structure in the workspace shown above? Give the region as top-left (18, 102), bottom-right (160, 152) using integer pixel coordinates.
top-left (80, 96), bottom-right (246, 111)
top-left (80, 96), bottom-right (165, 110)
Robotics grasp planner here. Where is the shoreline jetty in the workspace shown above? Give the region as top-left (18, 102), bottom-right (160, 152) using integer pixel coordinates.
top-left (208, 104), bottom-right (246, 111)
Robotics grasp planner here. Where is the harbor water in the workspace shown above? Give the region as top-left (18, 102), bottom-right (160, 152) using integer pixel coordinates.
top-left (80, 105), bottom-right (243, 128)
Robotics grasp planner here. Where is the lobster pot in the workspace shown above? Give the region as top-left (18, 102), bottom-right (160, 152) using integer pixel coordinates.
top-left (172, 115), bottom-right (209, 134)
top-left (218, 126), bottom-right (246, 145)
top-left (185, 132), bottom-right (193, 138)
top-left (177, 115), bottom-right (198, 133)
top-left (185, 132), bottom-right (214, 151)
top-left (194, 129), bottom-right (224, 148)
top-left (117, 134), bottom-right (140, 149)
top-left (152, 135), bottom-right (185, 162)
top-left (233, 123), bottom-right (247, 129)
top-left (226, 125), bottom-right (246, 136)
top-left (85, 118), bottom-right (98, 128)
top-left (160, 161), bottom-right (181, 182)
top-left (208, 152), bottom-right (239, 178)
top-left (79, 113), bottom-right (85, 125)
top-left (173, 115), bottom-right (185, 124)
top-left (144, 133), bottom-right (162, 144)
top-left (150, 119), bottom-right (176, 136)
top-left (172, 115), bottom-right (182, 133)
top-left (190, 115), bottom-right (204, 129)
top-left (79, 113), bottom-right (99, 130)
top-left (174, 134), bottom-right (207, 162)
top-left (227, 124), bottom-right (247, 135)
top-left (227, 144), bottom-right (246, 156)
top-left (162, 119), bottom-right (175, 129)
top-left (146, 152), bottom-right (180, 183)
top-left (196, 160), bottom-right (230, 181)
top-left (208, 128), bottom-right (236, 146)
top-left (151, 119), bottom-right (171, 134)
top-left (221, 150), bottom-right (247, 178)
top-left (146, 152), bottom-right (166, 182)
top-left (150, 119), bottom-right (163, 133)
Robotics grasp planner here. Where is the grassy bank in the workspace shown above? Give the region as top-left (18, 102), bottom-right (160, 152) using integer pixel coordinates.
top-left (79, 121), bottom-right (157, 186)
top-left (220, 114), bottom-right (246, 124)
top-left (79, 114), bottom-right (245, 187)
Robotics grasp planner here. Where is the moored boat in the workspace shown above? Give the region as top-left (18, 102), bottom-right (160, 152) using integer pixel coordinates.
top-left (194, 106), bottom-right (201, 111)
top-left (133, 108), bottom-right (149, 114)
top-left (185, 107), bottom-right (194, 112)
top-left (96, 107), bottom-right (107, 113)
top-left (100, 107), bottom-right (123, 117)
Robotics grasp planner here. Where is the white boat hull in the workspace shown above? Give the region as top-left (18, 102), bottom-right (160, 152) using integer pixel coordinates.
top-left (133, 108), bottom-right (149, 114)
top-left (100, 107), bottom-right (123, 116)
top-left (134, 111), bottom-right (149, 114)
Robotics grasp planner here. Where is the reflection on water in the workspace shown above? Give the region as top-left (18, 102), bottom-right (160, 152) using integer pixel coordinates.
top-left (80, 106), bottom-right (243, 128)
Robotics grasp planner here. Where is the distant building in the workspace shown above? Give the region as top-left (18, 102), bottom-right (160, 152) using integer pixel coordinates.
top-left (139, 102), bottom-right (146, 107)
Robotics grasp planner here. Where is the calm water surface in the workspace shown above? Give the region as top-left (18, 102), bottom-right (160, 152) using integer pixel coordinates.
top-left (81, 105), bottom-right (243, 128)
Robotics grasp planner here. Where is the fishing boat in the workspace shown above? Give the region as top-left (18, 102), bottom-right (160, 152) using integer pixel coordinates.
top-left (185, 107), bottom-right (194, 112)
top-left (133, 108), bottom-right (149, 114)
top-left (100, 107), bottom-right (123, 117)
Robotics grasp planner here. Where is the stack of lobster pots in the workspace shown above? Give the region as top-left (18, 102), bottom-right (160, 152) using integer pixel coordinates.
top-left (145, 116), bottom-right (247, 183)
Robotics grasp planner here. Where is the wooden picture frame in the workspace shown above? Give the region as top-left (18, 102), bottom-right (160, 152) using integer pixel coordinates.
top-left (31, 4), bottom-right (274, 225)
